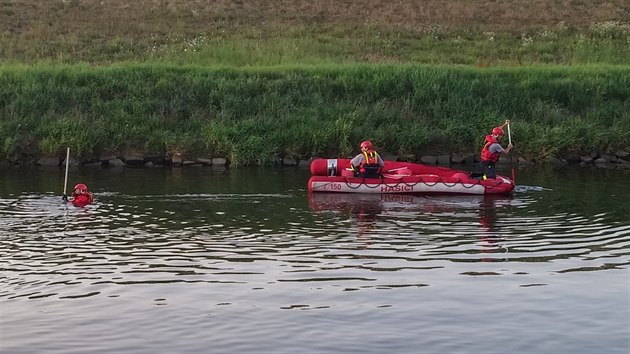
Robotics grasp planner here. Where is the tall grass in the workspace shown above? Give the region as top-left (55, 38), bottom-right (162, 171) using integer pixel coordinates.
top-left (1, 64), bottom-right (629, 164)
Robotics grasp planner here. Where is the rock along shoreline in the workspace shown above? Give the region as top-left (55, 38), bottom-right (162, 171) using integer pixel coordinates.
top-left (3, 147), bottom-right (630, 170)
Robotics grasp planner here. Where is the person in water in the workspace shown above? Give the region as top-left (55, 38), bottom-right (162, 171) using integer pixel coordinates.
top-left (350, 140), bottom-right (384, 178)
top-left (63, 183), bottom-right (94, 207)
top-left (480, 120), bottom-right (513, 179)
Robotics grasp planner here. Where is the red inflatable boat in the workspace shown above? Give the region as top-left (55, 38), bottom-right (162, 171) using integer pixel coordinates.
top-left (308, 158), bottom-right (515, 195)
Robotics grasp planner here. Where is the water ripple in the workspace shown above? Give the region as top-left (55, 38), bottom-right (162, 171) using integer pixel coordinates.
top-left (1, 183), bottom-right (629, 354)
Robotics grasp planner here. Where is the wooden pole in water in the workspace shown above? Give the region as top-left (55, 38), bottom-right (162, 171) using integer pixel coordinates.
top-left (63, 147), bottom-right (70, 199)
top-left (507, 122), bottom-right (515, 184)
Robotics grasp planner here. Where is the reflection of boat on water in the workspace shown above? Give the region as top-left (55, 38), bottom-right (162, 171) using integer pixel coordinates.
top-left (308, 158), bottom-right (515, 195)
top-left (309, 192), bottom-right (513, 258)
top-left (308, 192), bottom-right (513, 215)
top-left (308, 193), bottom-right (516, 254)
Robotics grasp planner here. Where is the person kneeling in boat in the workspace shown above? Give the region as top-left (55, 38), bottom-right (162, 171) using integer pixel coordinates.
top-left (62, 183), bottom-right (94, 208)
top-left (350, 140), bottom-right (384, 178)
top-left (479, 121), bottom-right (513, 179)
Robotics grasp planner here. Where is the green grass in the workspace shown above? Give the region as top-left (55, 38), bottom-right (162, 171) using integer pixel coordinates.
top-left (1, 64), bottom-right (629, 165)
top-left (2, 0), bottom-right (629, 165)
top-left (2, 0), bottom-right (630, 66)
top-left (3, 24), bottom-right (630, 66)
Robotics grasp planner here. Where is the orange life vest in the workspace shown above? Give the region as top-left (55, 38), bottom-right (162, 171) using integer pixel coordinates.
top-left (359, 150), bottom-right (382, 175)
top-left (480, 135), bottom-right (500, 163)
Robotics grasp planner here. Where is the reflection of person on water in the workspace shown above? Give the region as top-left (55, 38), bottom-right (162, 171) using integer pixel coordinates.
top-left (478, 196), bottom-right (508, 262)
top-left (353, 202), bottom-right (383, 247)
top-left (479, 120), bottom-right (513, 179)
top-left (479, 197), bottom-right (498, 232)
top-left (62, 183), bottom-right (94, 208)
top-left (350, 140), bottom-right (384, 178)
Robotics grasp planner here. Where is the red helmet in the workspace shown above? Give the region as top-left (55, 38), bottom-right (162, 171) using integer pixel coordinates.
top-left (492, 127), bottom-right (505, 136)
top-left (360, 140), bottom-right (373, 150)
top-left (74, 183), bottom-right (88, 191)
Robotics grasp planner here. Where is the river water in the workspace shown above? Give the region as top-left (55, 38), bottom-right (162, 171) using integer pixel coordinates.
top-left (1, 165), bottom-right (629, 354)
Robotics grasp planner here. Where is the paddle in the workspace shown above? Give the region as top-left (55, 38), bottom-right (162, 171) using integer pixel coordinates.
top-left (507, 121), bottom-right (515, 183)
top-left (62, 147), bottom-right (70, 202)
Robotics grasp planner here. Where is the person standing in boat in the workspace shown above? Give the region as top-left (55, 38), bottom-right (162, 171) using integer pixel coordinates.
top-left (63, 183), bottom-right (94, 208)
top-left (480, 120), bottom-right (513, 179)
top-left (350, 140), bottom-right (384, 178)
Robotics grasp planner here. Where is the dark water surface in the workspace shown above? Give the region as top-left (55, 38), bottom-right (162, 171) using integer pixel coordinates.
top-left (1, 165), bottom-right (629, 354)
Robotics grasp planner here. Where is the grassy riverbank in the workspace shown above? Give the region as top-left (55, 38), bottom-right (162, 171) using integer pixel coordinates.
top-left (1, 1), bottom-right (629, 165)
top-left (1, 1), bottom-right (630, 66)
top-left (1, 64), bottom-right (629, 165)
top-left (3, 21), bottom-right (630, 67)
